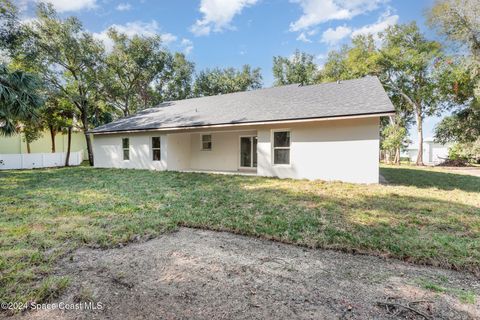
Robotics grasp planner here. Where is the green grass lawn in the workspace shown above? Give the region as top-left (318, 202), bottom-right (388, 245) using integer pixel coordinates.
top-left (1, 165), bottom-right (479, 306)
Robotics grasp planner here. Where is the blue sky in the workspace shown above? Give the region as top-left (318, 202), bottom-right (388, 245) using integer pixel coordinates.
top-left (18, 0), bottom-right (442, 142)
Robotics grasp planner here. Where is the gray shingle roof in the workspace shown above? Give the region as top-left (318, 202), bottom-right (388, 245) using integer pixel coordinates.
top-left (92, 76), bottom-right (394, 134)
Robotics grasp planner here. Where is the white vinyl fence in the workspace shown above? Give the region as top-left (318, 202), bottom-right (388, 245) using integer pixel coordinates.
top-left (0, 151), bottom-right (83, 170)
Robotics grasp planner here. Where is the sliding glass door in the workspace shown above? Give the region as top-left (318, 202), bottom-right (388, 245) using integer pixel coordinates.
top-left (240, 136), bottom-right (257, 169)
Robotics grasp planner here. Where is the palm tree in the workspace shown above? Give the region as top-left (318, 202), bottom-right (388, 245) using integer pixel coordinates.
top-left (0, 64), bottom-right (43, 135)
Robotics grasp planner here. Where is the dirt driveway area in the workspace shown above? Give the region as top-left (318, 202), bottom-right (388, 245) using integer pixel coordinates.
top-left (16, 228), bottom-right (480, 319)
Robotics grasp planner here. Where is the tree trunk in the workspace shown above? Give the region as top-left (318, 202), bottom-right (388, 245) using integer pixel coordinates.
top-left (415, 111), bottom-right (424, 166)
top-left (49, 126), bottom-right (56, 153)
top-left (81, 110), bottom-right (94, 166)
top-left (395, 147), bottom-right (400, 165)
top-left (26, 141), bottom-right (31, 154)
top-left (65, 126), bottom-right (72, 166)
top-left (84, 130), bottom-right (94, 166)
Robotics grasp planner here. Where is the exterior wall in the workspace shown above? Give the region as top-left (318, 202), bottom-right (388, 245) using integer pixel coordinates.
top-left (0, 130), bottom-right (87, 158)
top-left (92, 117), bottom-right (380, 183)
top-left (166, 133), bottom-right (191, 170)
top-left (93, 132), bottom-right (167, 170)
top-left (189, 130), bottom-right (256, 171)
top-left (257, 117), bottom-right (379, 183)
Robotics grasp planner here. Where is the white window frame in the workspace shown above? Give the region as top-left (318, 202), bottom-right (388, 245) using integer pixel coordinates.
top-left (151, 136), bottom-right (161, 161)
top-left (271, 129), bottom-right (291, 166)
top-left (122, 138), bottom-right (130, 161)
top-left (201, 134), bottom-right (212, 151)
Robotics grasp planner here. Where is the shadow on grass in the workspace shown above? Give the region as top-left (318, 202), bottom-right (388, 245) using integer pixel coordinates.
top-left (1, 168), bottom-right (479, 270)
top-left (380, 167), bottom-right (480, 193)
top-left (1, 166), bottom-right (480, 306)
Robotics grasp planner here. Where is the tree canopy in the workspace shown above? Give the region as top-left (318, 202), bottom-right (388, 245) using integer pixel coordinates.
top-left (0, 0), bottom-right (43, 136)
top-left (101, 29), bottom-right (169, 116)
top-left (2, 0), bottom-right (478, 166)
top-left (20, 3), bottom-right (105, 164)
top-left (156, 52), bottom-right (195, 102)
top-left (427, 0), bottom-right (480, 150)
top-left (193, 65), bottom-right (262, 97)
top-left (273, 50), bottom-right (318, 86)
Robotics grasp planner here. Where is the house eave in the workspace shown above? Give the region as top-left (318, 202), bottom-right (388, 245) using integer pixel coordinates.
top-left (91, 111), bottom-right (395, 135)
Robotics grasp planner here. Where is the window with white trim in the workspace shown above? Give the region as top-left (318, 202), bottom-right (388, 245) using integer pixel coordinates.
top-left (273, 131), bottom-right (290, 165)
top-left (201, 134), bottom-right (212, 150)
top-left (152, 137), bottom-right (161, 161)
top-left (122, 138), bottom-right (129, 160)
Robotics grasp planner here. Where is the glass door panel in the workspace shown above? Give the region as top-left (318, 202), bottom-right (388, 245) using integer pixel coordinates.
top-left (240, 137), bottom-right (252, 167)
top-left (252, 137), bottom-right (257, 167)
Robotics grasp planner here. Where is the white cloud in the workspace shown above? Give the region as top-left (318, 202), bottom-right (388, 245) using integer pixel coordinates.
top-left (318, 12), bottom-right (398, 46)
top-left (93, 21), bottom-right (192, 54)
top-left (181, 38), bottom-right (194, 55)
top-left (161, 33), bottom-right (178, 44)
top-left (296, 29), bottom-right (318, 43)
top-left (107, 21), bottom-right (161, 38)
top-left (351, 11), bottom-right (398, 38)
top-left (93, 21), bottom-right (178, 52)
top-left (116, 3), bottom-right (132, 11)
top-left (190, 0), bottom-right (259, 36)
top-left (37, 0), bottom-right (97, 12)
top-left (320, 25), bottom-right (352, 45)
top-left (297, 32), bottom-right (312, 43)
top-left (290, 0), bottom-right (385, 31)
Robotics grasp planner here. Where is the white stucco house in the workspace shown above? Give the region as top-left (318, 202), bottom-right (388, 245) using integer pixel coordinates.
top-left (91, 76), bottom-right (395, 183)
top-left (403, 138), bottom-right (452, 165)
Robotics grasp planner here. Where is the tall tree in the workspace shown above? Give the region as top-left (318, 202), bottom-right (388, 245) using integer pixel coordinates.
top-left (272, 50), bottom-right (318, 85)
top-left (427, 0), bottom-right (480, 146)
top-left (320, 25), bottom-right (444, 166)
top-left (321, 35), bottom-right (382, 81)
top-left (321, 35), bottom-right (413, 163)
top-left (157, 52), bottom-right (195, 102)
top-left (24, 4), bottom-right (105, 165)
top-left (40, 93), bottom-right (76, 153)
top-left (378, 23), bottom-right (444, 165)
top-left (21, 120), bottom-right (43, 153)
top-left (0, 0), bottom-right (23, 55)
top-left (0, 65), bottom-right (43, 135)
top-left (193, 65), bottom-right (262, 97)
top-left (101, 29), bottom-right (169, 116)
top-left (427, 0), bottom-right (480, 62)
top-left (381, 118), bottom-right (408, 164)
top-left (0, 1), bottom-right (43, 136)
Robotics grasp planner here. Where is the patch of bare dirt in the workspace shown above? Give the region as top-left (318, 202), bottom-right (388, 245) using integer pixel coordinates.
top-left (15, 228), bottom-right (480, 319)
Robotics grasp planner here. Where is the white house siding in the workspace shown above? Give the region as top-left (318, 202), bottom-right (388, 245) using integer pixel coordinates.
top-left (189, 130), bottom-right (256, 172)
top-left (93, 117), bottom-right (380, 183)
top-left (93, 132), bottom-right (167, 170)
top-left (257, 117), bottom-right (379, 183)
top-left (166, 133), bottom-right (191, 170)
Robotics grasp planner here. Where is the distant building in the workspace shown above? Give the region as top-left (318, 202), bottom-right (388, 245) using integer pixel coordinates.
top-left (402, 138), bottom-right (452, 165)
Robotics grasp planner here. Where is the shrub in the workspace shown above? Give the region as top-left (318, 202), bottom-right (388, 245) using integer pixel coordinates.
top-left (448, 139), bottom-right (480, 164)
